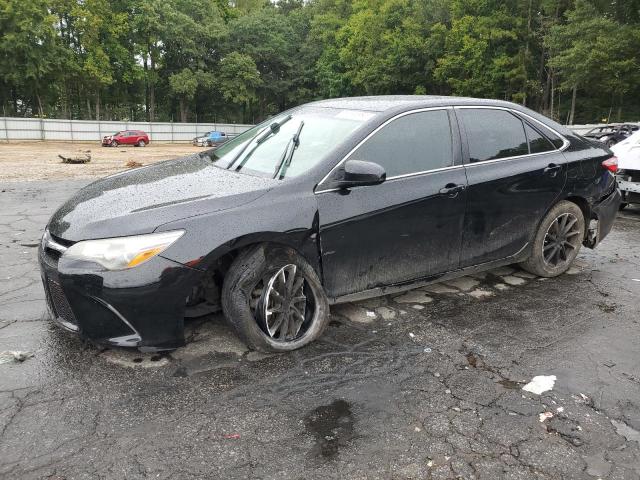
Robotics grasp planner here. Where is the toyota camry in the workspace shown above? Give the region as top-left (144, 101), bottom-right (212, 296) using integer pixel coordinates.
top-left (39, 96), bottom-right (621, 352)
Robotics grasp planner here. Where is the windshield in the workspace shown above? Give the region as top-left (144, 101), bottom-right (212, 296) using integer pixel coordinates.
top-left (210, 107), bottom-right (374, 179)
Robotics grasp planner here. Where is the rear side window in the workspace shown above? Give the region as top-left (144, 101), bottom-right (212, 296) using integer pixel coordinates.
top-left (347, 109), bottom-right (453, 177)
top-left (524, 123), bottom-right (555, 154)
top-left (459, 109), bottom-right (528, 162)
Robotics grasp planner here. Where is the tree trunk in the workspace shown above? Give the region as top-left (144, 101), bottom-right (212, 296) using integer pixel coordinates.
top-left (149, 49), bottom-right (156, 122)
top-left (617, 92), bottom-right (623, 121)
top-left (549, 71), bottom-right (555, 120)
top-left (144, 54), bottom-right (150, 121)
top-left (569, 84), bottom-right (577, 125)
top-left (179, 98), bottom-right (187, 122)
top-left (95, 90), bottom-right (100, 121)
top-left (36, 91), bottom-right (44, 118)
top-left (522, 0), bottom-right (532, 106)
top-left (86, 96), bottom-right (92, 121)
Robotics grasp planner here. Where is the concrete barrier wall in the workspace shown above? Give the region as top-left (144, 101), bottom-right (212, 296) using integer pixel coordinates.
top-left (0, 117), bottom-right (253, 143)
top-left (1, 116), bottom-right (637, 142)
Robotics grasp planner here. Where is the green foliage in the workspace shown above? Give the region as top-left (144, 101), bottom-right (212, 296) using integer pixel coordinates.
top-left (1, 0), bottom-right (639, 123)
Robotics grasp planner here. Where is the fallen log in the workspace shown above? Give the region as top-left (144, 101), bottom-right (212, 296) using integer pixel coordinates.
top-left (58, 152), bottom-right (91, 164)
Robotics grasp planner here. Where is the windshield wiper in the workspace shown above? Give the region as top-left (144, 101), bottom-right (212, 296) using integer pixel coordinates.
top-left (226, 114), bottom-right (293, 170)
top-left (256, 114), bottom-right (293, 145)
top-left (273, 120), bottom-right (304, 179)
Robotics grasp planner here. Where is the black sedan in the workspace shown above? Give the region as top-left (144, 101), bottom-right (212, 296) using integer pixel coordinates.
top-left (40, 96), bottom-right (621, 352)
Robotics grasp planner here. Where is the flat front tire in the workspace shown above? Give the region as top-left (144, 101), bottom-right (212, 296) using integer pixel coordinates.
top-left (520, 200), bottom-right (585, 277)
top-left (222, 244), bottom-right (330, 352)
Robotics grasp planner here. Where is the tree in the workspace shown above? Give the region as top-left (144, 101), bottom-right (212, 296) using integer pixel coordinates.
top-left (546, 0), bottom-right (633, 123)
top-left (0, 0), bottom-right (59, 116)
top-left (216, 52), bottom-right (262, 121)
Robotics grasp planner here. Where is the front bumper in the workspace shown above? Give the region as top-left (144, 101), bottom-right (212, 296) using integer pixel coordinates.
top-left (39, 238), bottom-right (204, 351)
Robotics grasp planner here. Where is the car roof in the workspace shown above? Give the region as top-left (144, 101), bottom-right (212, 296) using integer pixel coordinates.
top-left (305, 95), bottom-right (574, 137)
top-left (307, 95), bottom-right (525, 112)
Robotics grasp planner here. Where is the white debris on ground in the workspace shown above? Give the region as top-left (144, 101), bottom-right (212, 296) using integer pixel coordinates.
top-left (421, 283), bottom-right (458, 294)
top-left (443, 276), bottom-right (480, 292)
top-left (332, 303), bottom-right (377, 323)
top-left (522, 375), bottom-right (557, 394)
top-left (468, 288), bottom-right (494, 299)
top-left (0, 350), bottom-right (34, 364)
top-left (394, 290), bottom-right (433, 304)
top-left (539, 412), bottom-right (554, 422)
top-left (99, 349), bottom-right (170, 368)
top-left (502, 275), bottom-right (527, 286)
top-left (376, 306), bottom-right (396, 320)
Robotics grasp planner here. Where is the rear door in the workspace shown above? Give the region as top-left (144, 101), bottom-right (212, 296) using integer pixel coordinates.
top-left (455, 107), bottom-right (568, 267)
top-left (317, 108), bottom-right (468, 299)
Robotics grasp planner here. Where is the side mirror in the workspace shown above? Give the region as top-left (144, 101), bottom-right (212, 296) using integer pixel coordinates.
top-left (335, 160), bottom-right (386, 189)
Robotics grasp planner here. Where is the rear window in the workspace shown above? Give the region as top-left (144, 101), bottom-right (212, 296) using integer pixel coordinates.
top-left (524, 123), bottom-right (555, 154)
top-left (460, 109), bottom-right (528, 162)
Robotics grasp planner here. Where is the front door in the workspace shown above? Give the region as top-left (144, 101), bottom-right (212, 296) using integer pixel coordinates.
top-left (316, 108), bottom-right (468, 299)
top-left (455, 107), bottom-right (568, 267)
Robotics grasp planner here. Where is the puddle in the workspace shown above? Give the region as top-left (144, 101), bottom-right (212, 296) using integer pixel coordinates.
top-left (304, 399), bottom-right (355, 459)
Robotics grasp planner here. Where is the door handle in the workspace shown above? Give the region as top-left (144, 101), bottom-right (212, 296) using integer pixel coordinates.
top-left (543, 163), bottom-right (562, 176)
top-left (439, 183), bottom-right (466, 196)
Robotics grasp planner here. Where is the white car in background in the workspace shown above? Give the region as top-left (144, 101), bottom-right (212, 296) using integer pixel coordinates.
top-left (612, 130), bottom-right (640, 209)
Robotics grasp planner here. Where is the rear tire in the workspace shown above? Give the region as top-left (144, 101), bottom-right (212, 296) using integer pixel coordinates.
top-left (221, 244), bottom-right (330, 352)
top-left (137, 139), bottom-right (146, 147)
top-left (520, 201), bottom-right (585, 277)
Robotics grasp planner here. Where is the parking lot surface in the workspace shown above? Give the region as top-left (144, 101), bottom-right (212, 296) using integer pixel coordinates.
top-left (1, 180), bottom-right (640, 479)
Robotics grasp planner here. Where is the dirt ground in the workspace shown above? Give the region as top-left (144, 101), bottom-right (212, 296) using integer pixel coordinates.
top-left (0, 141), bottom-right (205, 181)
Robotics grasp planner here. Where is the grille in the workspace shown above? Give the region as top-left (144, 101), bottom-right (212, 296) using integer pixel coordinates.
top-left (47, 279), bottom-right (77, 326)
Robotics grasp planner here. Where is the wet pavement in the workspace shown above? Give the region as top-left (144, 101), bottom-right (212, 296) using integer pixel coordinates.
top-left (1, 180), bottom-right (640, 479)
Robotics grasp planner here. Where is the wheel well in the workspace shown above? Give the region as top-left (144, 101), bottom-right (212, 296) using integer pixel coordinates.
top-left (184, 241), bottom-right (311, 318)
top-left (564, 195), bottom-right (596, 246)
top-left (564, 195), bottom-right (591, 223)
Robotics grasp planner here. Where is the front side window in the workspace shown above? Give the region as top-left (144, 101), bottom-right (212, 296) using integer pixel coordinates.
top-left (211, 107), bottom-right (373, 179)
top-left (346, 109), bottom-right (453, 177)
top-left (460, 109), bottom-right (528, 162)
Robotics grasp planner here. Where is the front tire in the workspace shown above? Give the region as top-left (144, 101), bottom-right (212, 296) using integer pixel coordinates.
top-left (222, 244), bottom-right (330, 352)
top-left (520, 201), bottom-right (585, 277)
top-left (111, 140), bottom-right (119, 147)
top-left (137, 139), bottom-right (146, 147)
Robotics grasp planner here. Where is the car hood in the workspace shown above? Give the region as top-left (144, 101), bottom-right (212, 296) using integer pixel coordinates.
top-left (48, 153), bottom-right (278, 241)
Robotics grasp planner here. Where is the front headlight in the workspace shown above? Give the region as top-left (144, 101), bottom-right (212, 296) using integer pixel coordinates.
top-left (64, 230), bottom-right (184, 270)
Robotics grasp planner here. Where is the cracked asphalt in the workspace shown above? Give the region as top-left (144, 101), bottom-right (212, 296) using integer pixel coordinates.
top-left (1, 179), bottom-right (640, 480)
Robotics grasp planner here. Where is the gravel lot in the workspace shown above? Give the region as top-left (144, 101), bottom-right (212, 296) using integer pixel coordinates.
top-left (0, 141), bottom-right (204, 181)
top-left (1, 178), bottom-right (639, 479)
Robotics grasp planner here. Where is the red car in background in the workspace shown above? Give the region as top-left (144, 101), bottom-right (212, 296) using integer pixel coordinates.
top-left (102, 130), bottom-right (150, 147)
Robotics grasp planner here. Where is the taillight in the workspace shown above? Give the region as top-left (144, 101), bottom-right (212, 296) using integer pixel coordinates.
top-left (602, 156), bottom-right (618, 173)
